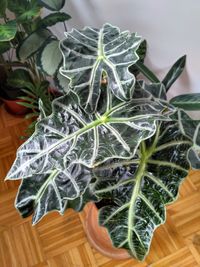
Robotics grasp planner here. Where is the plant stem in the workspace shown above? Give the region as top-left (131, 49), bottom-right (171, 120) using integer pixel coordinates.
top-left (63, 22), bottom-right (68, 32)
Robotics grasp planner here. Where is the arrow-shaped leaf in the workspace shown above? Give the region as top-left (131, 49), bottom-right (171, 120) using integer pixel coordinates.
top-left (93, 121), bottom-right (192, 261)
top-left (6, 90), bottom-right (171, 180)
top-left (60, 23), bottom-right (142, 112)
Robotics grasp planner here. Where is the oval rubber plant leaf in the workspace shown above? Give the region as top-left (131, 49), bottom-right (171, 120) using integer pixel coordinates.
top-left (0, 20), bottom-right (17, 41)
top-left (6, 90), bottom-right (172, 181)
top-left (170, 93), bottom-right (200, 110)
top-left (60, 23), bottom-right (142, 112)
top-left (37, 39), bottom-right (62, 76)
top-left (15, 164), bottom-right (92, 224)
top-left (93, 121), bottom-right (192, 261)
top-left (38, 0), bottom-right (65, 11)
top-left (162, 55), bottom-right (186, 92)
top-left (17, 28), bottom-right (52, 60)
top-left (36, 12), bottom-right (71, 29)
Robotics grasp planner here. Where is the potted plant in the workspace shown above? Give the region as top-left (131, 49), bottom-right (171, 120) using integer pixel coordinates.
top-left (0, 0), bottom-right (70, 130)
top-left (5, 24), bottom-right (200, 262)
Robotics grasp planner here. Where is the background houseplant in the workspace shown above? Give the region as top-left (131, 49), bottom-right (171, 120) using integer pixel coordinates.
top-left (5, 23), bottom-right (200, 261)
top-left (0, 0), bottom-right (70, 134)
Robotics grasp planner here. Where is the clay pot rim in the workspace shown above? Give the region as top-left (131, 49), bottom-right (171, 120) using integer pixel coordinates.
top-left (84, 202), bottom-right (131, 260)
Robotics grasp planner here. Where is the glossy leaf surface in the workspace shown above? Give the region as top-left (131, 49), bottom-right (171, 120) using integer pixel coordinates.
top-left (60, 23), bottom-right (142, 112)
top-left (162, 55), bottom-right (186, 92)
top-left (170, 93), bottom-right (200, 110)
top-left (37, 12), bottom-right (71, 29)
top-left (6, 92), bottom-right (170, 180)
top-left (140, 81), bottom-right (167, 100)
top-left (15, 164), bottom-right (91, 224)
top-left (93, 121), bottom-right (192, 261)
top-left (134, 61), bottom-right (160, 83)
top-left (37, 39), bottom-right (62, 76)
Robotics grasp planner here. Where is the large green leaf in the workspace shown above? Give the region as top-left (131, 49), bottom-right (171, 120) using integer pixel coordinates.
top-left (0, 20), bottom-right (17, 41)
top-left (37, 38), bottom-right (62, 76)
top-left (6, 90), bottom-right (171, 181)
top-left (60, 23), bottom-right (142, 112)
top-left (7, 87), bottom-right (173, 224)
top-left (162, 55), bottom-right (186, 92)
top-left (36, 12), bottom-right (71, 29)
top-left (38, 0), bottom-right (65, 11)
top-left (170, 93), bottom-right (200, 110)
top-left (17, 28), bottom-right (51, 60)
top-left (93, 121), bottom-right (192, 261)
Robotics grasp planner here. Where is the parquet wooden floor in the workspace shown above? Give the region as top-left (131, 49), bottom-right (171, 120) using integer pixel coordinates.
top-left (0, 105), bottom-right (200, 267)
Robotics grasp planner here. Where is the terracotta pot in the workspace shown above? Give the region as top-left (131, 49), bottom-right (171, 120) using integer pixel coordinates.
top-left (2, 98), bottom-right (29, 115)
top-left (84, 202), bottom-right (131, 260)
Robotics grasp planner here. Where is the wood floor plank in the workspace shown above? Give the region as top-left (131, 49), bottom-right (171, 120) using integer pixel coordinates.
top-left (0, 106), bottom-right (200, 267)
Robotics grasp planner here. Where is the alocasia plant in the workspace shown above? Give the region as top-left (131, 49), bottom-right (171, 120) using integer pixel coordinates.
top-left (5, 23), bottom-right (200, 261)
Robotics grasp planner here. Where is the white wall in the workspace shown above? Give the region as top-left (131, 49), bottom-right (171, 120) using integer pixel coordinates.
top-left (53, 0), bottom-right (200, 117)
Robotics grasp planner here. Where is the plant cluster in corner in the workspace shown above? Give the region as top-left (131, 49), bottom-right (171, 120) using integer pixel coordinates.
top-left (5, 23), bottom-right (200, 261)
top-left (0, 0), bottom-right (70, 135)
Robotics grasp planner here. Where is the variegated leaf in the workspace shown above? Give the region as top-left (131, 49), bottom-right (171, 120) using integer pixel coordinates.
top-left (59, 23), bottom-right (141, 112)
top-left (6, 92), bottom-right (171, 181)
top-left (173, 109), bottom-right (200, 169)
top-left (93, 121), bottom-right (192, 261)
top-left (141, 82), bottom-right (167, 101)
top-left (15, 164), bottom-right (91, 224)
top-left (37, 38), bottom-right (62, 76)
